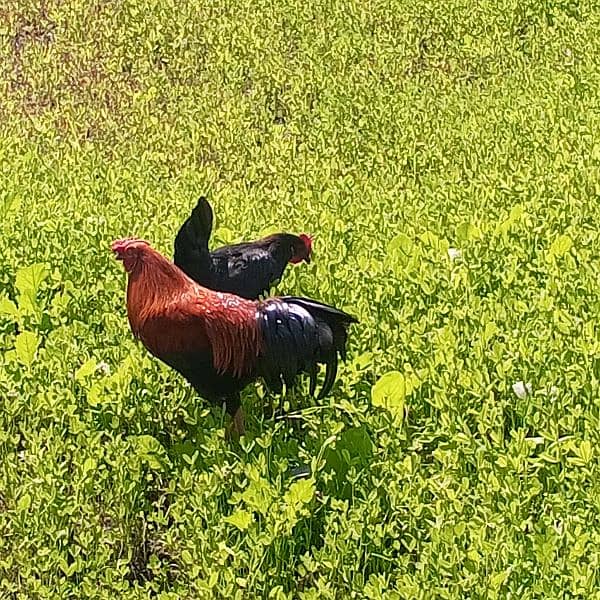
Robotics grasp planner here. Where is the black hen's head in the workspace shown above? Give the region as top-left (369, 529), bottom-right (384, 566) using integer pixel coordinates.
top-left (289, 234), bottom-right (313, 264)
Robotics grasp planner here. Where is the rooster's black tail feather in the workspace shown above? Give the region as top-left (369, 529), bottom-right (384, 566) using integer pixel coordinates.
top-left (257, 296), bottom-right (357, 399)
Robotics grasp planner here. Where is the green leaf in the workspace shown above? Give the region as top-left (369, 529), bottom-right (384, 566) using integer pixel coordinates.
top-left (509, 204), bottom-right (524, 222)
top-left (87, 382), bottom-right (103, 407)
top-left (82, 457), bottom-right (97, 476)
top-left (0, 296), bottom-right (18, 319)
top-left (418, 230), bottom-right (437, 250)
top-left (490, 570), bottom-right (508, 589)
top-left (1, 196), bottom-right (21, 216)
top-left (339, 426), bottom-right (373, 460)
top-left (15, 331), bottom-right (40, 367)
top-left (548, 234), bottom-right (573, 259)
top-left (133, 435), bottom-right (170, 470)
top-left (268, 586), bottom-right (287, 600)
top-left (456, 222), bottom-right (481, 241)
top-left (75, 358), bottom-right (97, 381)
top-left (482, 321), bottom-right (499, 345)
top-left (467, 549), bottom-right (481, 564)
top-left (372, 371), bottom-right (407, 421)
top-left (352, 351), bottom-right (374, 371)
top-left (135, 434), bottom-right (163, 453)
top-left (213, 227), bottom-right (236, 245)
top-left (324, 426), bottom-right (373, 489)
top-left (17, 492), bottom-right (31, 512)
top-left (14, 263), bottom-right (48, 316)
top-left (224, 509), bottom-right (252, 530)
top-left (578, 440), bottom-right (593, 464)
top-left (241, 478), bottom-right (273, 515)
top-left (454, 522), bottom-right (466, 536)
top-left (387, 233), bottom-right (414, 257)
top-left (15, 263), bottom-right (48, 298)
top-left (495, 204), bottom-right (526, 238)
top-left (286, 479), bottom-right (315, 507)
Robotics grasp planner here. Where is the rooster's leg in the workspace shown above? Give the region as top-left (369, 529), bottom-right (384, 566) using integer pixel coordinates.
top-left (224, 395), bottom-right (245, 439)
top-left (232, 407), bottom-right (245, 437)
top-left (225, 407), bottom-right (245, 439)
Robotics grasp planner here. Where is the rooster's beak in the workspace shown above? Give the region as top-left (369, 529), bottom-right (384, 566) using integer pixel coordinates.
top-left (111, 239), bottom-right (128, 260)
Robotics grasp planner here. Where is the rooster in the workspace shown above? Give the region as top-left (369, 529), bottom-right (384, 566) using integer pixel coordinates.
top-left (112, 238), bottom-right (357, 435)
top-left (173, 197), bottom-right (312, 299)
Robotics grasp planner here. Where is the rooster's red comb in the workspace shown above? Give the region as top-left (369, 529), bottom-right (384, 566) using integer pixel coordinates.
top-left (111, 239), bottom-right (152, 260)
top-left (111, 238), bottom-right (149, 252)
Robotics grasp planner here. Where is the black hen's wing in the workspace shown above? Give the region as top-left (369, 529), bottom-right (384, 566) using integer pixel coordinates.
top-left (174, 198), bottom-right (292, 299)
top-left (173, 197), bottom-right (214, 287)
top-left (210, 242), bottom-right (289, 300)
top-left (256, 297), bottom-right (358, 398)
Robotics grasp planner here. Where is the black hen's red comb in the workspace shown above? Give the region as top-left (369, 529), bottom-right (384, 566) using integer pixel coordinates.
top-left (299, 234), bottom-right (313, 253)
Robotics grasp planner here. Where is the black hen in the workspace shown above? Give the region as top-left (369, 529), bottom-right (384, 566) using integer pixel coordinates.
top-left (174, 196), bottom-right (312, 300)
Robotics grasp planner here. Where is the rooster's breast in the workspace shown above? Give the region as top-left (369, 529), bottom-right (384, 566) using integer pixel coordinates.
top-left (135, 312), bottom-right (211, 358)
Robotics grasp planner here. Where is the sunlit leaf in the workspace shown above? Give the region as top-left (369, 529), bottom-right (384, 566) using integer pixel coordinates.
top-left (224, 509), bottom-right (253, 530)
top-left (548, 234), bottom-right (573, 259)
top-left (285, 479), bottom-right (315, 507)
top-left (15, 331), bottom-right (40, 367)
top-left (82, 457), bottom-right (97, 475)
top-left (17, 492), bottom-right (31, 512)
top-left (387, 233), bottom-right (414, 257)
top-left (15, 263), bottom-right (48, 298)
top-left (133, 435), bottom-right (170, 470)
top-left (372, 371), bottom-right (406, 421)
top-left (75, 358), bottom-right (97, 381)
top-left (456, 221), bottom-right (482, 241)
top-left (0, 296), bottom-right (18, 319)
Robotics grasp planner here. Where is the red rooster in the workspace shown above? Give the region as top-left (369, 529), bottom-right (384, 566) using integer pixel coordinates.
top-left (173, 197), bottom-right (313, 300)
top-left (112, 238), bottom-right (357, 435)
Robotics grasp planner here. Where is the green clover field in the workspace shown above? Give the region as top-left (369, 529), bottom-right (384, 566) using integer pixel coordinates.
top-left (1, 0), bottom-right (600, 597)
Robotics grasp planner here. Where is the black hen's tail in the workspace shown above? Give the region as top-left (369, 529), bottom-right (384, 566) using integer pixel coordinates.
top-left (173, 196), bottom-right (214, 283)
top-left (257, 296), bottom-right (358, 399)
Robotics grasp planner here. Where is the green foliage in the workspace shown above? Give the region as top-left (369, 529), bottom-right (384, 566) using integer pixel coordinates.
top-left (372, 371), bottom-right (408, 422)
top-left (13, 330), bottom-right (40, 367)
top-left (1, 0), bottom-right (600, 597)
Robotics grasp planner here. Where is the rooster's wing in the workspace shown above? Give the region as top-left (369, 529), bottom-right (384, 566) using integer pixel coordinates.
top-left (254, 296), bottom-right (357, 398)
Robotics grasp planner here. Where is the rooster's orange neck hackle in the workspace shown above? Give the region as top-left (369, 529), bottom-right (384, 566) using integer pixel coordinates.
top-left (112, 238), bottom-right (261, 377)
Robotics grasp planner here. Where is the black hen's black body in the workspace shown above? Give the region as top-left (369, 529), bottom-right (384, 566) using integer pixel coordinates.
top-left (161, 296), bottom-right (357, 420)
top-left (174, 196), bottom-right (309, 300)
